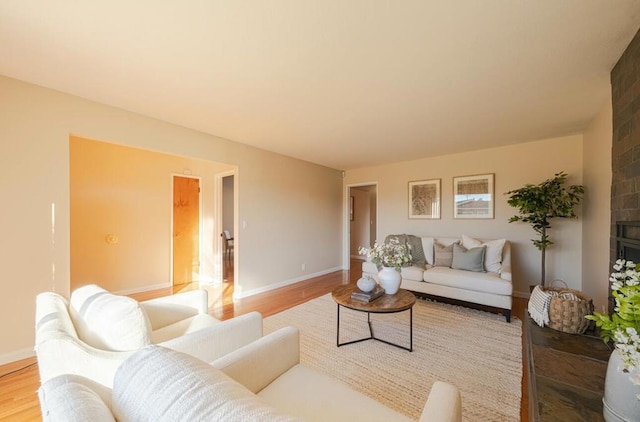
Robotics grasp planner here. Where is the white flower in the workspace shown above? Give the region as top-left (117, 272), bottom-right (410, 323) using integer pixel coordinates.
top-left (359, 239), bottom-right (412, 270)
top-left (589, 259), bottom-right (640, 397)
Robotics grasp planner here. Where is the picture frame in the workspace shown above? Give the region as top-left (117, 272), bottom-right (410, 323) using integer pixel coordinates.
top-left (350, 196), bottom-right (354, 221)
top-left (408, 179), bottom-right (441, 219)
top-left (453, 173), bottom-right (494, 219)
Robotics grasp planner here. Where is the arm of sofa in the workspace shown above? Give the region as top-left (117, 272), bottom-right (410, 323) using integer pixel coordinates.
top-left (500, 240), bottom-right (513, 282)
top-left (419, 381), bottom-right (462, 422)
top-left (140, 289), bottom-right (209, 330)
top-left (159, 311), bottom-right (263, 363)
top-left (36, 331), bottom-right (136, 389)
top-left (211, 326), bottom-right (300, 394)
top-left (39, 374), bottom-right (115, 422)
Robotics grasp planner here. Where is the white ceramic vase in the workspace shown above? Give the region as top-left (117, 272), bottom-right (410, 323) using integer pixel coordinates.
top-left (378, 267), bottom-right (401, 295)
top-left (603, 350), bottom-right (640, 422)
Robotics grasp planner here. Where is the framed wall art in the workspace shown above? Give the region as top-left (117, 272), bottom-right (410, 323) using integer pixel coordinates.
top-left (408, 179), bottom-right (441, 219)
top-left (453, 173), bottom-right (494, 219)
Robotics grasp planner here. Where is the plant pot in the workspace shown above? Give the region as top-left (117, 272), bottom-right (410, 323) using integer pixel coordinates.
top-left (378, 267), bottom-right (401, 295)
top-left (603, 350), bottom-right (640, 422)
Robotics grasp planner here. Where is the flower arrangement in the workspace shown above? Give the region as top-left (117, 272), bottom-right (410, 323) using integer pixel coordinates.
top-left (587, 259), bottom-right (640, 394)
top-left (358, 239), bottom-right (412, 270)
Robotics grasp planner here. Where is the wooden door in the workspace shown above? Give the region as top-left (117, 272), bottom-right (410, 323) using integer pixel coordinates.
top-left (173, 176), bottom-right (200, 284)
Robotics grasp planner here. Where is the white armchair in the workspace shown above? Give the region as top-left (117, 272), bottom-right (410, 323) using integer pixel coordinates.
top-left (35, 284), bottom-right (263, 388)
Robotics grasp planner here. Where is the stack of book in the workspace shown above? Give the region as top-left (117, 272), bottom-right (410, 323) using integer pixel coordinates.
top-left (351, 285), bottom-right (385, 303)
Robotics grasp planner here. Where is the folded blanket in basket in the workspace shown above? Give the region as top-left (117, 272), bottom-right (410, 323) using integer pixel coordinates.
top-left (528, 285), bottom-right (557, 327)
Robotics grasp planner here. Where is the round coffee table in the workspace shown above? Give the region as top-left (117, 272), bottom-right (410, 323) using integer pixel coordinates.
top-left (331, 284), bottom-right (416, 352)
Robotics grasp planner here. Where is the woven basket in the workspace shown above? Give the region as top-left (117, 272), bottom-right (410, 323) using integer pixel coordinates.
top-left (545, 280), bottom-right (594, 334)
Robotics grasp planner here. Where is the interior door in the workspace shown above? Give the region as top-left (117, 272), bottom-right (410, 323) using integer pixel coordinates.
top-left (173, 176), bottom-right (200, 284)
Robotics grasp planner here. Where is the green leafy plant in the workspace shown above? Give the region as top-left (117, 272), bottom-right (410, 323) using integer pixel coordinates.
top-left (506, 172), bottom-right (584, 286)
top-left (587, 259), bottom-right (640, 395)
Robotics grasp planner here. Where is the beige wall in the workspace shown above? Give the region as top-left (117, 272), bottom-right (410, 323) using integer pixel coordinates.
top-left (582, 101), bottom-right (613, 312)
top-left (345, 135), bottom-right (585, 297)
top-left (70, 136), bottom-right (234, 292)
top-left (0, 75), bottom-right (342, 363)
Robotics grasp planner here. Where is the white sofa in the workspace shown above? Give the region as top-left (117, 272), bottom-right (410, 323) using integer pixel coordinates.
top-left (38, 326), bottom-right (462, 422)
top-left (363, 235), bottom-right (513, 322)
top-left (35, 284), bottom-right (263, 388)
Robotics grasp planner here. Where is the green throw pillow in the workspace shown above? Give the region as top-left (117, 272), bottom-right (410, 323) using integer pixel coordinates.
top-left (451, 243), bottom-right (486, 272)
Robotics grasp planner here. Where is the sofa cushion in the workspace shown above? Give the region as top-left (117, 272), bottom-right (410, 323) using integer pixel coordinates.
top-left (400, 265), bottom-right (427, 282)
top-left (451, 244), bottom-right (486, 273)
top-left (69, 285), bottom-right (152, 352)
top-left (434, 241), bottom-right (458, 267)
top-left (423, 267), bottom-right (512, 296)
top-left (39, 374), bottom-right (115, 422)
top-left (151, 313), bottom-right (219, 344)
top-left (257, 364), bottom-right (412, 422)
top-left (461, 235), bottom-right (506, 273)
top-left (113, 345), bottom-right (299, 422)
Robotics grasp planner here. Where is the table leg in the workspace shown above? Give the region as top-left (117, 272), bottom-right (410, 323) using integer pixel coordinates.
top-left (336, 303), bottom-right (340, 347)
top-left (410, 307), bottom-right (413, 352)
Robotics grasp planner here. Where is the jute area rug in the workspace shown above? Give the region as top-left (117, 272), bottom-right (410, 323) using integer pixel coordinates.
top-left (264, 293), bottom-right (522, 422)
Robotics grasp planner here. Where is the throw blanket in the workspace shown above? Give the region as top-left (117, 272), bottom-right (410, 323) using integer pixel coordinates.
top-left (528, 285), bottom-right (555, 327)
top-left (384, 234), bottom-right (426, 267)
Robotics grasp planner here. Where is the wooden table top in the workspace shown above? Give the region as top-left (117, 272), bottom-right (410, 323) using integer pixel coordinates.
top-left (332, 284), bottom-right (416, 313)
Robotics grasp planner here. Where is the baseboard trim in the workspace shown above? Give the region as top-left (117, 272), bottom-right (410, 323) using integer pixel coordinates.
top-left (113, 282), bottom-right (171, 296)
top-left (513, 290), bottom-right (530, 299)
top-left (233, 267), bottom-right (343, 300)
top-left (0, 347), bottom-right (35, 366)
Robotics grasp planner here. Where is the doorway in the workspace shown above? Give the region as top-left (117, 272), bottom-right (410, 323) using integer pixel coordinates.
top-left (221, 174), bottom-right (235, 281)
top-left (172, 175), bottom-right (201, 285)
top-left (348, 184), bottom-right (378, 268)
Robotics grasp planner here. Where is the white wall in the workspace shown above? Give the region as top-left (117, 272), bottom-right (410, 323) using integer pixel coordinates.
top-left (0, 75), bottom-right (342, 363)
top-left (582, 101), bottom-right (613, 312)
top-left (345, 135), bottom-right (585, 297)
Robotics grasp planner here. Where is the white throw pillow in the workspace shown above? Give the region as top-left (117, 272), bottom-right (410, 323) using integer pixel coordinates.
top-left (421, 237), bottom-right (435, 265)
top-left (113, 345), bottom-right (300, 422)
top-left (461, 235), bottom-right (506, 273)
top-left (70, 284), bottom-right (152, 352)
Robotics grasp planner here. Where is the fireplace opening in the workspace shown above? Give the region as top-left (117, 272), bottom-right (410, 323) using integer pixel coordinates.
top-left (614, 221), bottom-right (640, 313)
top-left (616, 222), bottom-right (640, 263)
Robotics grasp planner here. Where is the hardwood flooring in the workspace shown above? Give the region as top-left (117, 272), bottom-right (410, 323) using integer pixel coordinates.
top-left (0, 259), bottom-right (528, 421)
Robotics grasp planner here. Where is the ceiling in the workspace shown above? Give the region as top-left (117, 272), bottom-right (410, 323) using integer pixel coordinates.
top-left (2, 1), bottom-right (640, 170)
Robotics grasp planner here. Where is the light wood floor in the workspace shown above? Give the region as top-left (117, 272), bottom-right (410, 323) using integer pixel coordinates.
top-left (0, 259), bottom-right (528, 421)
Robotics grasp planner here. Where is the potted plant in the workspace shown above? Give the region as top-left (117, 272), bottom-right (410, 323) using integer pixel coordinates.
top-left (506, 171), bottom-right (584, 287)
top-left (587, 259), bottom-right (640, 420)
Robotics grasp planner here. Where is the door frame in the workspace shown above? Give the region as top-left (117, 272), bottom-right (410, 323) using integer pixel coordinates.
top-left (215, 169), bottom-right (237, 285)
top-left (170, 173), bottom-right (203, 286)
top-left (344, 182), bottom-right (378, 271)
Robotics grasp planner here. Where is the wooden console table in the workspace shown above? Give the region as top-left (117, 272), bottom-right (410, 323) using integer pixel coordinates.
top-left (526, 315), bottom-right (612, 421)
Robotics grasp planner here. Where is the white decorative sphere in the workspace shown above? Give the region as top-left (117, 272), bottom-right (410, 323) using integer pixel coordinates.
top-left (357, 276), bottom-right (377, 292)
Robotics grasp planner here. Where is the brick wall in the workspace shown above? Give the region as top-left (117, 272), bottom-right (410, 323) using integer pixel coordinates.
top-left (610, 28), bottom-right (640, 311)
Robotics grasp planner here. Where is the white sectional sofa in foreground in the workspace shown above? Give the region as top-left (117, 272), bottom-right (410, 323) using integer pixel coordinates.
top-left (39, 326), bottom-right (462, 422)
top-left (363, 234), bottom-right (513, 321)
